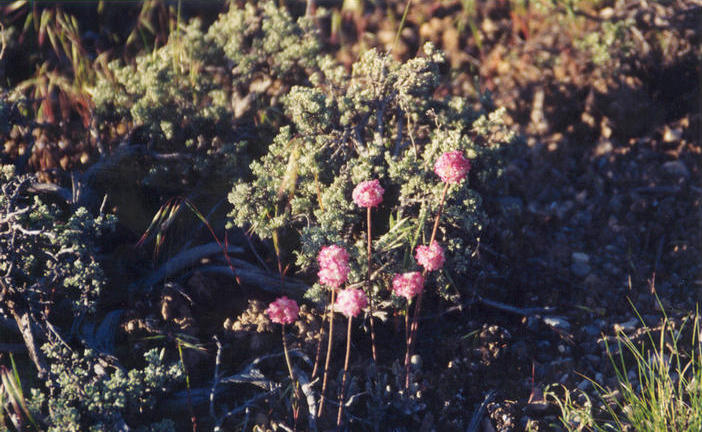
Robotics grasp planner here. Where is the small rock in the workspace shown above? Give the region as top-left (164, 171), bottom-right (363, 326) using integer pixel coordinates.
top-left (662, 160), bottom-right (689, 179)
top-left (663, 127), bottom-right (683, 143)
top-left (542, 316), bottom-right (571, 331)
top-left (614, 318), bottom-right (638, 333)
top-left (599, 7), bottom-right (614, 19)
top-left (577, 380), bottom-right (592, 391)
top-left (572, 252), bottom-right (590, 264)
top-left (410, 354), bottom-right (423, 370)
top-left (571, 262), bottom-right (591, 278)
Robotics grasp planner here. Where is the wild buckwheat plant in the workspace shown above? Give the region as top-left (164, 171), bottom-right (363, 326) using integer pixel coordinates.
top-left (228, 43), bottom-right (514, 305)
top-left (229, 41), bottom-right (515, 425)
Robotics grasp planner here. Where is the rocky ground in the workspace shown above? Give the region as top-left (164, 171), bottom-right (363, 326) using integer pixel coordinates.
top-left (1, 1), bottom-right (700, 430)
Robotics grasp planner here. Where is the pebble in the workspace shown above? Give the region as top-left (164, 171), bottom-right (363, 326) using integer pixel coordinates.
top-left (572, 252), bottom-right (590, 264)
top-left (661, 160), bottom-right (689, 179)
top-left (542, 316), bottom-right (571, 331)
top-left (614, 318), bottom-right (638, 332)
top-left (410, 354), bottom-right (423, 370)
top-left (571, 262), bottom-right (591, 278)
top-left (663, 127), bottom-right (683, 143)
top-left (571, 252), bottom-right (591, 277)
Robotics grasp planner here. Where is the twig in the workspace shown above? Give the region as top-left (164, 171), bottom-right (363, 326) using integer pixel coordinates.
top-left (213, 391), bottom-right (272, 431)
top-left (244, 233), bottom-right (271, 273)
top-left (0, 20), bottom-right (6, 61)
top-left (475, 295), bottom-right (553, 316)
top-left (466, 390), bottom-right (495, 432)
top-left (293, 367), bottom-right (318, 431)
top-left (209, 336), bottom-right (223, 421)
top-left (138, 242), bottom-right (244, 289)
top-left (188, 265), bottom-right (307, 295)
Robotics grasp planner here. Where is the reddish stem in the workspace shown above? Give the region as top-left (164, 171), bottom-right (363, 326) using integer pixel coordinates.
top-left (317, 289), bottom-right (336, 417)
top-left (405, 182), bottom-right (450, 389)
top-left (337, 316), bottom-right (353, 427)
top-left (367, 206), bottom-right (378, 362)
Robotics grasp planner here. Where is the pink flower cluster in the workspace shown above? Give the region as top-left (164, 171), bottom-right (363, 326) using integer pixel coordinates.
top-left (335, 288), bottom-right (368, 318)
top-left (266, 296), bottom-right (299, 325)
top-left (434, 150), bottom-right (470, 184)
top-left (415, 241), bottom-right (445, 272)
top-left (352, 179), bottom-right (384, 208)
top-left (317, 245), bottom-right (351, 288)
top-left (392, 272), bottom-right (425, 300)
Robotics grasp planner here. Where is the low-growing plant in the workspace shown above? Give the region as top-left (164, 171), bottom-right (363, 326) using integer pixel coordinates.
top-left (547, 305), bottom-right (702, 431)
top-left (90, 0), bottom-right (321, 193)
top-left (239, 42), bottom-right (516, 427)
top-left (28, 344), bottom-right (183, 432)
top-left (228, 43), bottom-right (514, 304)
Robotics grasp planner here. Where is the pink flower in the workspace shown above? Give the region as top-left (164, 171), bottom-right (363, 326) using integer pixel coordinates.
top-left (317, 245), bottom-right (351, 288)
top-left (334, 288), bottom-right (368, 318)
top-left (392, 272), bottom-right (425, 300)
top-left (352, 179), bottom-right (384, 208)
top-left (266, 296), bottom-right (299, 325)
top-left (434, 150), bottom-right (470, 184)
top-left (415, 241), bottom-right (445, 272)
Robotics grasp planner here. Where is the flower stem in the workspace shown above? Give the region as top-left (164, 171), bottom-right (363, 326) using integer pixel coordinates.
top-left (367, 206), bottom-right (378, 363)
top-left (282, 325), bottom-right (296, 387)
top-left (282, 325), bottom-right (301, 428)
top-left (337, 316), bottom-right (353, 428)
top-left (317, 289), bottom-right (336, 417)
top-left (311, 328), bottom-right (323, 379)
top-left (429, 183), bottom-right (450, 245)
top-left (406, 182), bottom-right (450, 389)
top-left (404, 301), bottom-right (411, 390)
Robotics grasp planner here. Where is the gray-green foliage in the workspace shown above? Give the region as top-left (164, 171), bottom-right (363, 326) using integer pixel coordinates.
top-left (228, 44), bottom-right (516, 302)
top-left (0, 165), bottom-right (115, 314)
top-left (28, 344), bottom-right (182, 432)
top-left (90, 1), bottom-right (321, 189)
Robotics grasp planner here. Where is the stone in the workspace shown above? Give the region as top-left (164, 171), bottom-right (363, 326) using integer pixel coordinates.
top-left (571, 252), bottom-right (591, 277)
top-left (542, 316), bottom-right (571, 331)
top-left (614, 318), bottom-right (638, 333)
top-left (571, 262), bottom-right (591, 278)
top-left (661, 160), bottom-right (689, 179)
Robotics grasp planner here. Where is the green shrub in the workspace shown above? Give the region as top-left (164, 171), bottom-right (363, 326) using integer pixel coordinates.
top-left (228, 43), bottom-right (515, 303)
top-left (29, 345), bottom-right (182, 432)
top-left (90, 1), bottom-right (322, 191)
top-left (0, 165), bottom-right (115, 314)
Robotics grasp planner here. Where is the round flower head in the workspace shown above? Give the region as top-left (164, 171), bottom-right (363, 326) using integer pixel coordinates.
top-left (392, 272), bottom-right (425, 300)
top-left (415, 241), bottom-right (445, 272)
top-left (352, 179), bottom-right (384, 208)
top-left (334, 288), bottom-right (368, 318)
top-left (434, 150), bottom-right (471, 184)
top-left (266, 296), bottom-right (299, 325)
top-left (317, 245), bottom-right (351, 288)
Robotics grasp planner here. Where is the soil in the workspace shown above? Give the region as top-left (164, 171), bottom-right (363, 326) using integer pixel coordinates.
top-left (1, 1), bottom-right (700, 431)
